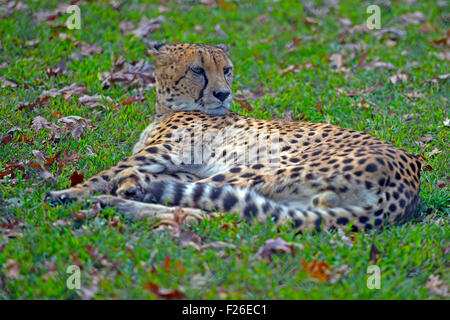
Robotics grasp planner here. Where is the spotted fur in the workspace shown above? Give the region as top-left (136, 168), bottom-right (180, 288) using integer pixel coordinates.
top-left (45, 43), bottom-right (422, 232)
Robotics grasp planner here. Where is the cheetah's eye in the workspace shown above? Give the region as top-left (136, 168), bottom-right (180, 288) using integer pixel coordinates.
top-left (190, 66), bottom-right (205, 75)
top-left (224, 66), bottom-right (232, 76)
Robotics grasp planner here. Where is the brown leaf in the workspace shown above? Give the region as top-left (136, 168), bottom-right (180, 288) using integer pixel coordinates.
top-left (420, 134), bottom-right (434, 143)
top-left (203, 241), bottom-right (237, 250)
top-left (0, 76), bottom-right (18, 88)
top-left (280, 61), bottom-right (315, 74)
top-left (70, 42), bottom-right (103, 60)
top-left (358, 61), bottom-right (395, 70)
top-left (399, 11), bottom-right (426, 26)
top-left (47, 59), bottom-right (67, 76)
top-left (428, 148), bottom-right (441, 158)
top-left (144, 282), bottom-right (185, 300)
top-left (389, 72), bottom-right (409, 84)
top-left (119, 20), bottom-right (135, 33)
top-left (0, 162), bottom-right (25, 179)
top-left (79, 94), bottom-right (113, 109)
top-left (329, 53), bottom-right (349, 73)
top-left (237, 101), bottom-right (253, 112)
top-left (425, 275), bottom-right (449, 297)
top-left (121, 95), bottom-right (146, 106)
top-left (131, 16), bottom-right (165, 38)
top-left (40, 83), bottom-right (89, 99)
top-left (30, 150), bottom-right (61, 169)
top-left (4, 259), bottom-right (20, 279)
top-left (100, 59), bottom-right (155, 90)
top-left (369, 243), bottom-right (382, 264)
top-left (405, 91), bottom-right (424, 99)
top-left (256, 237), bottom-right (304, 261)
top-left (301, 260), bottom-right (332, 281)
top-left (70, 170), bottom-right (84, 187)
top-left (31, 116), bottom-right (51, 131)
top-left (72, 210), bottom-right (87, 221)
top-left (58, 115), bottom-right (95, 139)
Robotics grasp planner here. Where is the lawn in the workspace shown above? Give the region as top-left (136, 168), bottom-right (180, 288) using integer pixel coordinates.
top-left (0, 0), bottom-right (448, 299)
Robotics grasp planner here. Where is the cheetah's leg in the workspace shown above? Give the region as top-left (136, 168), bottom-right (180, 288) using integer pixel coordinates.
top-left (44, 144), bottom-right (196, 204)
top-left (92, 195), bottom-right (207, 223)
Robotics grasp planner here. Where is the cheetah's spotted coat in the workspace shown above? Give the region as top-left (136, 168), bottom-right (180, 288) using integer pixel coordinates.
top-left (45, 43), bottom-right (422, 232)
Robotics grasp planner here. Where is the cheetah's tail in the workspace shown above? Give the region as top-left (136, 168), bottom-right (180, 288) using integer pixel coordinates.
top-left (142, 181), bottom-right (374, 232)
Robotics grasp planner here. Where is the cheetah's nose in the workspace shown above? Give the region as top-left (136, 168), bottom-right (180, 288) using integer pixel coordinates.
top-left (213, 90), bottom-right (230, 102)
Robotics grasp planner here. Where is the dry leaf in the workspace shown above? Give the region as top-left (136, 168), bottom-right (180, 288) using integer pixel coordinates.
top-left (428, 148), bottom-right (441, 157)
top-left (425, 275), bottom-right (449, 297)
top-left (144, 282), bottom-right (185, 300)
top-left (399, 11), bottom-right (426, 26)
top-left (70, 170), bottom-right (84, 187)
top-left (369, 243), bottom-right (382, 264)
top-left (40, 83), bottom-right (89, 99)
top-left (359, 61), bottom-right (395, 70)
top-left (131, 16), bottom-right (165, 38)
top-left (79, 94), bottom-right (113, 109)
top-left (420, 134), bottom-right (434, 143)
top-left (4, 259), bottom-right (20, 279)
top-left (301, 260), bottom-right (332, 281)
top-left (256, 237), bottom-right (304, 261)
top-left (405, 91), bottom-right (424, 98)
top-left (389, 72), bottom-right (409, 84)
top-left (0, 75), bottom-right (19, 88)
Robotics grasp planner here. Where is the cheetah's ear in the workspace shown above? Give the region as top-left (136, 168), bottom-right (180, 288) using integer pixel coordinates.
top-left (215, 44), bottom-right (230, 56)
top-left (147, 42), bottom-right (171, 65)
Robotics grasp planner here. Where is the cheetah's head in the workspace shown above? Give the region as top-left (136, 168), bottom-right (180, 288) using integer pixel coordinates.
top-left (149, 43), bottom-right (233, 116)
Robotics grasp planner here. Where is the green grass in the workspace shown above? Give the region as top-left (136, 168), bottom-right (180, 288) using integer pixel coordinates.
top-left (0, 0), bottom-right (448, 299)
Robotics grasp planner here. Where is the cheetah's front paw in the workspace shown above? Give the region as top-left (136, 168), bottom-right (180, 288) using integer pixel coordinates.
top-left (44, 189), bottom-right (89, 204)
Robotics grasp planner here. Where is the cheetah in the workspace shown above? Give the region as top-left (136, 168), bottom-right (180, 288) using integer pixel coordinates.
top-left (45, 43), bottom-right (422, 232)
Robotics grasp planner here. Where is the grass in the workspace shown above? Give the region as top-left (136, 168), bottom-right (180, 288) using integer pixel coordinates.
top-left (0, 0), bottom-right (448, 299)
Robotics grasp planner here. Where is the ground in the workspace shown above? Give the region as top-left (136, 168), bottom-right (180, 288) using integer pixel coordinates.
top-left (0, 0), bottom-right (448, 299)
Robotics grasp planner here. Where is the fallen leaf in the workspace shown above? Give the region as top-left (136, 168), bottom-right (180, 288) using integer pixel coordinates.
top-left (389, 72), bottom-right (409, 84)
top-left (119, 20), bottom-right (135, 33)
top-left (399, 11), bottom-right (426, 26)
top-left (31, 116), bottom-right (51, 131)
top-left (425, 275), bottom-right (449, 297)
top-left (203, 241), bottom-right (237, 250)
top-left (444, 118), bottom-right (450, 126)
top-left (329, 264), bottom-right (352, 283)
top-left (100, 59), bottom-right (155, 90)
top-left (428, 148), bottom-right (441, 158)
top-left (0, 162), bottom-right (25, 179)
top-left (144, 282), bottom-right (185, 300)
top-left (131, 16), bottom-right (165, 38)
top-left (79, 94), bottom-right (113, 109)
top-left (420, 134), bottom-right (434, 143)
top-left (70, 42), bottom-right (104, 60)
top-left (4, 259), bottom-right (20, 279)
top-left (280, 62), bottom-right (315, 74)
top-left (237, 101), bottom-right (253, 112)
top-left (40, 83), bottom-right (89, 99)
top-left (358, 61), bottom-right (395, 70)
top-left (70, 170), bottom-right (84, 187)
top-left (256, 237), bottom-right (304, 261)
top-left (369, 243), bottom-right (382, 264)
top-left (433, 50), bottom-right (450, 61)
top-left (405, 91), bottom-right (424, 99)
top-left (121, 95), bottom-right (146, 106)
top-left (301, 260), bottom-right (332, 281)
top-left (0, 76), bottom-right (19, 88)
top-left (214, 24), bottom-right (227, 38)
top-left (58, 115), bottom-right (95, 138)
